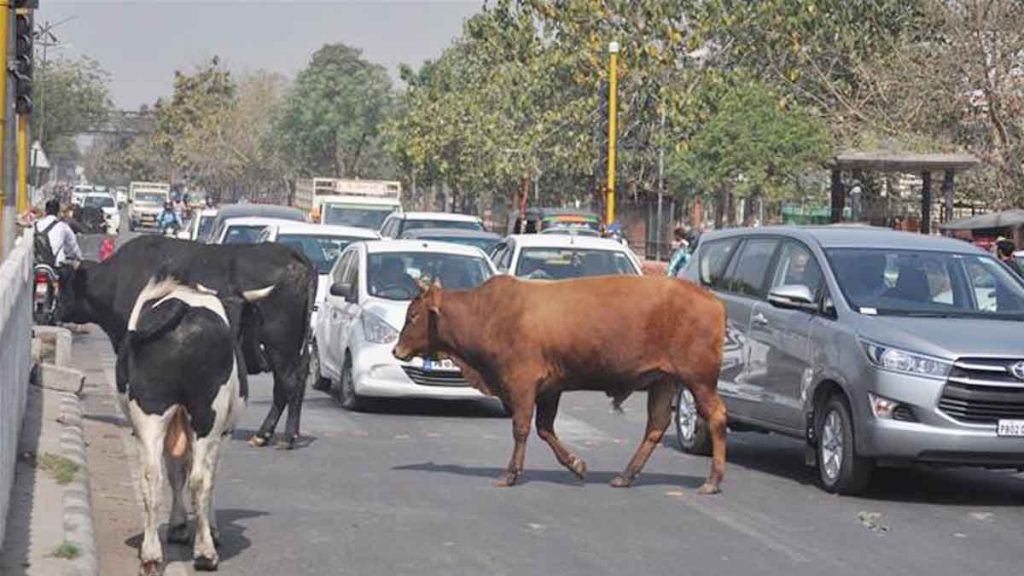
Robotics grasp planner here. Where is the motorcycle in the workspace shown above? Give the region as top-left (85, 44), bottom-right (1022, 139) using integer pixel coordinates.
top-left (33, 263), bottom-right (59, 326)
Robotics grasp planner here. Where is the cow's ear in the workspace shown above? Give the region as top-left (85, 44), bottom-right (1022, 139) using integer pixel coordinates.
top-left (416, 278), bottom-right (431, 295)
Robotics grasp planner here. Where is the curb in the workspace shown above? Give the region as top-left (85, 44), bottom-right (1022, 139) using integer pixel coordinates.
top-left (57, 392), bottom-right (99, 576)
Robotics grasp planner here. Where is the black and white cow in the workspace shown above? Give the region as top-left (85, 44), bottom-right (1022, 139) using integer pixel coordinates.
top-left (58, 235), bottom-right (315, 449)
top-left (119, 277), bottom-right (271, 575)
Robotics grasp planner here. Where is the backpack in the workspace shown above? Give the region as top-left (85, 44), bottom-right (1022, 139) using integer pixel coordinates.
top-left (33, 219), bottom-right (59, 267)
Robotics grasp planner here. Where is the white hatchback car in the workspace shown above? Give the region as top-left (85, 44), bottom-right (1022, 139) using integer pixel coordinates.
top-left (378, 211), bottom-right (484, 239)
top-left (256, 221), bottom-right (380, 327)
top-left (488, 234), bottom-right (642, 279)
top-left (311, 239), bottom-right (497, 409)
top-left (211, 216), bottom-right (291, 245)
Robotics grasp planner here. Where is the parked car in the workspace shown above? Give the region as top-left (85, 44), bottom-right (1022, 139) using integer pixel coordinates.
top-left (379, 211), bottom-right (484, 239)
top-left (201, 204), bottom-right (307, 243)
top-left (311, 240), bottom-right (497, 409)
top-left (257, 221), bottom-right (380, 327)
top-left (211, 217), bottom-right (290, 245)
top-left (677, 225), bottom-right (1024, 494)
top-left (398, 228), bottom-right (502, 254)
top-left (181, 208), bottom-right (218, 242)
top-left (489, 234), bottom-right (641, 279)
top-left (80, 192), bottom-right (120, 234)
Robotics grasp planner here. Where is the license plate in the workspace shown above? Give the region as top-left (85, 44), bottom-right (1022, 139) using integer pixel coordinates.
top-left (35, 284), bottom-right (47, 297)
top-left (996, 420), bottom-right (1024, 437)
top-left (422, 358), bottom-right (455, 372)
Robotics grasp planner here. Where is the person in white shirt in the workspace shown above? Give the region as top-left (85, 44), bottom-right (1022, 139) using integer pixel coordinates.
top-left (35, 199), bottom-right (82, 267)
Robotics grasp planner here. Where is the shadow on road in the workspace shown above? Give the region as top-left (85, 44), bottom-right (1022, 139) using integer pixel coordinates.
top-left (393, 461), bottom-right (706, 489)
top-left (0, 386), bottom-right (44, 575)
top-left (124, 508), bottom-right (268, 564)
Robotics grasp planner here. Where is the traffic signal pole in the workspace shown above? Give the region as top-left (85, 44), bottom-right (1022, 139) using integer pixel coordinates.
top-left (15, 4), bottom-right (31, 215)
top-left (605, 41), bottom-right (619, 227)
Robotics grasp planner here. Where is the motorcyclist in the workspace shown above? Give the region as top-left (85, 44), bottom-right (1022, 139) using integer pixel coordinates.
top-left (158, 201), bottom-right (183, 234)
top-left (35, 199), bottom-right (82, 269)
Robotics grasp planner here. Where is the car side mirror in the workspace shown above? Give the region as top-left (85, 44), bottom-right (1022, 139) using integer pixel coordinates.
top-left (330, 282), bottom-right (356, 303)
top-left (767, 285), bottom-right (817, 311)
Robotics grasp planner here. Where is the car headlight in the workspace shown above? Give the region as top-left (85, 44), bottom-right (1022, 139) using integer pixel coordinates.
top-left (361, 312), bottom-right (398, 344)
top-left (862, 341), bottom-right (951, 380)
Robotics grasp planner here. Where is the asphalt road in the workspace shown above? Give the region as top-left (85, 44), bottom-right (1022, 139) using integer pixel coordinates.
top-left (82, 225), bottom-right (1024, 576)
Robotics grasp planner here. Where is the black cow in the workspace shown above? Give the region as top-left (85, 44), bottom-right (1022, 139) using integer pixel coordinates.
top-left (120, 277), bottom-right (269, 574)
top-left (58, 235), bottom-right (315, 449)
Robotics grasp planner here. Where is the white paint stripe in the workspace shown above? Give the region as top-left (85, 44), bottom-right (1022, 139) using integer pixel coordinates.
top-left (555, 413), bottom-right (614, 444)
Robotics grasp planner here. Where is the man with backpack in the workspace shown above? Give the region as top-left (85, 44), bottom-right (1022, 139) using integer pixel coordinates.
top-left (35, 199), bottom-right (82, 269)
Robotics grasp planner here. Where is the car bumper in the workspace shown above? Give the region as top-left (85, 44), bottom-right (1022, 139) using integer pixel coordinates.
top-left (351, 341), bottom-right (485, 401)
top-left (857, 371), bottom-right (1024, 466)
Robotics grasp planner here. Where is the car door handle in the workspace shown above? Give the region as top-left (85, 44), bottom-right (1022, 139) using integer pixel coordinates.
top-left (752, 313), bottom-right (768, 326)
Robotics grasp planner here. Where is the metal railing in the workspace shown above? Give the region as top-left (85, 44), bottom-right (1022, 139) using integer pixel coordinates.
top-left (0, 228), bottom-right (33, 545)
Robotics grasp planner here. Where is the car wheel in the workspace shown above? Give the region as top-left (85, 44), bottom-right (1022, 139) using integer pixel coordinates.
top-left (337, 353), bottom-right (363, 411)
top-left (308, 340), bottom-right (330, 392)
top-left (675, 386), bottom-right (712, 455)
top-left (817, 395), bottom-right (874, 495)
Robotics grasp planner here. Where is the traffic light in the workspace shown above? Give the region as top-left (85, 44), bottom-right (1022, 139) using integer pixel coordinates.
top-left (14, 6), bottom-right (34, 114)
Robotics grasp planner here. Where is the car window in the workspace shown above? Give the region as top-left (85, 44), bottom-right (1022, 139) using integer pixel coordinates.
top-left (332, 250), bottom-right (354, 285)
top-left (277, 234), bottom-right (359, 274)
top-left (490, 243), bottom-right (509, 269)
top-left (223, 225), bottom-right (267, 244)
top-left (341, 250), bottom-right (359, 287)
top-left (771, 241), bottom-right (824, 298)
top-left (724, 238), bottom-right (780, 297)
top-left (514, 248), bottom-right (638, 279)
top-left (367, 252), bottom-right (492, 300)
top-left (698, 238), bottom-right (739, 288)
top-left (402, 219), bottom-right (483, 232)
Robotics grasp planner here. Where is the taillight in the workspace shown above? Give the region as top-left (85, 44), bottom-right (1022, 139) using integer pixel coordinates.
top-left (35, 271), bottom-right (49, 285)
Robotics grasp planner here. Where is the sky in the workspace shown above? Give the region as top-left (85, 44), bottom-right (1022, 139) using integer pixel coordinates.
top-left (38, 0), bottom-right (482, 109)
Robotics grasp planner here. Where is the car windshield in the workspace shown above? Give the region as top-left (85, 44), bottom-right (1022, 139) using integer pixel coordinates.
top-left (135, 192), bottom-right (166, 204)
top-left (412, 236), bottom-right (499, 253)
top-left (83, 195), bottom-right (115, 209)
top-left (277, 234), bottom-right (360, 274)
top-left (402, 219), bottom-right (483, 232)
top-left (197, 215), bottom-right (216, 240)
top-left (223, 225), bottom-right (267, 245)
top-left (540, 227), bottom-right (600, 237)
top-left (322, 204), bottom-right (395, 229)
top-left (515, 247), bottom-right (639, 279)
top-left (367, 252), bottom-right (492, 300)
top-left (827, 248), bottom-right (1024, 319)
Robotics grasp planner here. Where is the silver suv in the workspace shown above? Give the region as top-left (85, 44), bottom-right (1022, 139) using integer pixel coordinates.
top-left (678, 226), bottom-right (1024, 494)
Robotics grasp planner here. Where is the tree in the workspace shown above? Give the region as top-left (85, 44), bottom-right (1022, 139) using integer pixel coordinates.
top-left (276, 44), bottom-right (394, 178)
top-left (33, 56), bottom-right (111, 163)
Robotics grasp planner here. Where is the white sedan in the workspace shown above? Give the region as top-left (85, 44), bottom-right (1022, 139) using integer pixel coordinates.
top-left (256, 221), bottom-right (380, 327)
top-left (311, 240), bottom-right (497, 409)
top-left (488, 234), bottom-right (642, 279)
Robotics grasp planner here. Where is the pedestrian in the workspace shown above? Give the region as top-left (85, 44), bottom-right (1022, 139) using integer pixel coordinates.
top-left (667, 227), bottom-right (691, 277)
top-left (995, 237), bottom-right (1023, 278)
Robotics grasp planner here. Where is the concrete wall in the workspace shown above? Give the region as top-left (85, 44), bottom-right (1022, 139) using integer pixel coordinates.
top-left (0, 229), bottom-right (33, 545)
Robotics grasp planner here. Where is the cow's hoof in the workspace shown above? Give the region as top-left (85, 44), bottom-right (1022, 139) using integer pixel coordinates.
top-left (697, 482), bottom-right (721, 495)
top-left (493, 471), bottom-right (520, 487)
top-left (567, 456), bottom-right (587, 480)
top-left (247, 434), bottom-right (269, 448)
top-left (610, 475), bottom-right (633, 488)
top-left (167, 522), bottom-right (191, 545)
top-left (139, 560), bottom-right (164, 576)
top-left (274, 437), bottom-right (295, 451)
top-left (194, 555), bottom-right (219, 571)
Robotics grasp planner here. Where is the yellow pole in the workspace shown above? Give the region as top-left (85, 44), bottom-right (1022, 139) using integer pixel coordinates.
top-left (16, 114), bottom-right (27, 214)
top-left (0, 3), bottom-right (10, 255)
top-left (605, 41), bottom-right (619, 227)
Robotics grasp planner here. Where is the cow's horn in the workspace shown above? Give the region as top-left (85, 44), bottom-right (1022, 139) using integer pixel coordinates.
top-left (196, 283), bottom-right (218, 295)
top-left (242, 285), bottom-right (275, 302)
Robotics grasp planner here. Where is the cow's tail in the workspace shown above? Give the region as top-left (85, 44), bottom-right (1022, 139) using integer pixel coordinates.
top-left (610, 391), bottom-right (632, 414)
top-left (126, 298), bottom-right (190, 346)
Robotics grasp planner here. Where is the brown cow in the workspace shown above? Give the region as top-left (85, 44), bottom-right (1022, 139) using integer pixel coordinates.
top-left (393, 275), bottom-right (728, 494)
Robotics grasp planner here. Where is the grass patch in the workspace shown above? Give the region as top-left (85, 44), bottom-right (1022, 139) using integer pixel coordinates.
top-left (50, 541), bottom-right (81, 560)
top-left (37, 452), bottom-right (79, 485)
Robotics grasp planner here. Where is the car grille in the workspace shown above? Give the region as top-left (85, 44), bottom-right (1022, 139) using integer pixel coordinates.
top-left (938, 358), bottom-right (1024, 424)
top-left (401, 366), bottom-right (470, 387)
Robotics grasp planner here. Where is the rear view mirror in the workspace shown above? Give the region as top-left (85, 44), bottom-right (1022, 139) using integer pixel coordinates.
top-left (768, 285), bottom-right (817, 311)
top-left (330, 282), bottom-right (356, 303)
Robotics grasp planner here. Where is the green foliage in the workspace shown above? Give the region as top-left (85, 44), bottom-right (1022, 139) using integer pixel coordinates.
top-left (33, 56), bottom-right (111, 162)
top-left (50, 542), bottom-right (81, 560)
top-left (37, 452), bottom-right (79, 485)
top-left (276, 44), bottom-right (395, 178)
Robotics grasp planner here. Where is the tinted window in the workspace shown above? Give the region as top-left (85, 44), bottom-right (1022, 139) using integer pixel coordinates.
top-left (724, 238), bottom-right (779, 297)
top-left (514, 248), bottom-right (639, 279)
top-left (224, 225), bottom-right (268, 245)
top-left (698, 238), bottom-right (739, 287)
top-left (367, 252), bottom-right (492, 300)
top-left (322, 204), bottom-right (394, 229)
top-left (277, 234), bottom-right (361, 274)
top-left (401, 219), bottom-right (483, 233)
top-left (771, 242), bottom-right (824, 298)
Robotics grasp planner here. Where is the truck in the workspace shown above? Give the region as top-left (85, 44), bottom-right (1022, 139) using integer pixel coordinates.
top-left (293, 178), bottom-right (402, 230)
top-left (128, 181), bottom-right (171, 231)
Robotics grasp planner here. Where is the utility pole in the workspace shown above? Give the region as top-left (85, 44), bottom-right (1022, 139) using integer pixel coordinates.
top-left (656, 106), bottom-right (665, 261)
top-left (0, 2), bottom-right (13, 258)
top-left (605, 41), bottom-right (619, 227)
